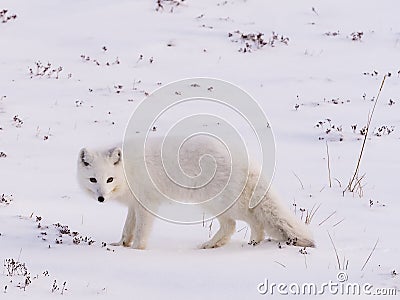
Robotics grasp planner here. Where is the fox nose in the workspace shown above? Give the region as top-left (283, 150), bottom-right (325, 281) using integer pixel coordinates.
top-left (98, 196), bottom-right (105, 203)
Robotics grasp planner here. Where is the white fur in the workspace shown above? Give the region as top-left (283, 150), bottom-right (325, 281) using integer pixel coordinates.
top-left (77, 138), bottom-right (315, 250)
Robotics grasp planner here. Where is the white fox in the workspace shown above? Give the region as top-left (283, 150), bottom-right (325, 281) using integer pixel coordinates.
top-left (77, 138), bottom-right (315, 250)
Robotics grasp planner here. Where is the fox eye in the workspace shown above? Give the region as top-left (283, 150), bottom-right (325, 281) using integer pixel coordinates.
top-left (89, 178), bottom-right (97, 183)
top-left (107, 177), bottom-right (114, 183)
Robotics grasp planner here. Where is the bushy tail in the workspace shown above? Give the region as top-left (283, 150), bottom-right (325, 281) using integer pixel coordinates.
top-left (254, 192), bottom-right (315, 248)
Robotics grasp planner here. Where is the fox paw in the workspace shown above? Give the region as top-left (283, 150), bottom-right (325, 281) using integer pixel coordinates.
top-left (198, 242), bottom-right (218, 249)
top-left (109, 241), bottom-right (122, 246)
top-left (131, 240), bottom-right (147, 250)
top-left (131, 244), bottom-right (146, 250)
top-left (198, 240), bottom-right (227, 249)
top-left (110, 240), bottom-right (131, 247)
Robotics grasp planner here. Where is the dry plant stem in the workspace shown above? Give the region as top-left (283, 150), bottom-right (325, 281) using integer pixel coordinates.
top-left (208, 219), bottom-right (213, 238)
top-left (353, 173), bottom-right (366, 188)
top-left (236, 226), bottom-right (247, 233)
top-left (334, 178), bottom-right (342, 187)
top-left (345, 75), bottom-right (387, 193)
top-left (326, 141), bottom-right (332, 187)
top-left (318, 211), bottom-right (336, 226)
top-left (292, 171), bottom-right (304, 190)
top-left (305, 203), bottom-right (321, 224)
top-left (303, 255), bottom-right (308, 269)
top-left (327, 231), bottom-right (341, 269)
top-left (274, 261), bottom-right (287, 268)
top-left (352, 173), bottom-right (366, 197)
top-left (361, 238), bottom-right (379, 271)
top-left (333, 218), bottom-right (345, 227)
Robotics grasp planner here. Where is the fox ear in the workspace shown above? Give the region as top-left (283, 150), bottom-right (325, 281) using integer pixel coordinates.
top-left (109, 148), bottom-right (122, 165)
top-left (79, 148), bottom-right (92, 167)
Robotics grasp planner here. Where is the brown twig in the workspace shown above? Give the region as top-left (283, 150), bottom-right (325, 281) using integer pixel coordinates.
top-left (344, 75), bottom-right (387, 193)
top-left (326, 141), bottom-right (332, 187)
top-left (305, 203), bottom-right (321, 224)
top-left (334, 178), bottom-right (342, 188)
top-left (327, 231), bottom-right (341, 269)
top-left (333, 218), bottom-right (345, 227)
top-left (318, 211), bottom-right (337, 226)
top-left (274, 260), bottom-right (287, 268)
top-left (292, 171), bottom-right (304, 190)
top-left (361, 238), bottom-right (379, 271)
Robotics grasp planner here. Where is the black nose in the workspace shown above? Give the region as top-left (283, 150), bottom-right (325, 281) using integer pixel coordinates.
top-left (98, 196), bottom-right (105, 202)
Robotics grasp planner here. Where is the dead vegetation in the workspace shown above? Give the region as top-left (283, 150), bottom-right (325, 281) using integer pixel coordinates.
top-left (3, 257), bottom-right (67, 294)
top-left (228, 30), bottom-right (289, 53)
top-left (29, 61), bottom-right (64, 79)
top-left (0, 9), bottom-right (17, 23)
top-left (344, 75), bottom-right (387, 195)
top-left (1, 194), bottom-right (13, 205)
top-left (156, 0), bottom-right (185, 13)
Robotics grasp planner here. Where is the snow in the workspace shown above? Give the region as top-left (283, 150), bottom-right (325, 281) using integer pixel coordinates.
top-left (1, 0), bottom-right (400, 298)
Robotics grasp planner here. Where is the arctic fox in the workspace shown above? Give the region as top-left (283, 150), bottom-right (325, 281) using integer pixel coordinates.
top-left (77, 138), bottom-right (315, 250)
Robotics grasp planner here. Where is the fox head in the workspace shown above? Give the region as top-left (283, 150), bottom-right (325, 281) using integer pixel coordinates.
top-left (77, 147), bottom-right (127, 203)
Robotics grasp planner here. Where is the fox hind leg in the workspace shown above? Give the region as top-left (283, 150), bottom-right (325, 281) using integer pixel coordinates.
top-left (199, 217), bottom-right (236, 249)
top-left (248, 220), bottom-right (264, 246)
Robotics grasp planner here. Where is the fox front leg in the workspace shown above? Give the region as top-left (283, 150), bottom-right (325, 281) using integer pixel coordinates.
top-left (110, 206), bottom-right (136, 247)
top-left (131, 208), bottom-right (154, 250)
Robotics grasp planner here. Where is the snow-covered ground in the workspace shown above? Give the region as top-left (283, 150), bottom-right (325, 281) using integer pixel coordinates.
top-left (1, 0), bottom-right (400, 298)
